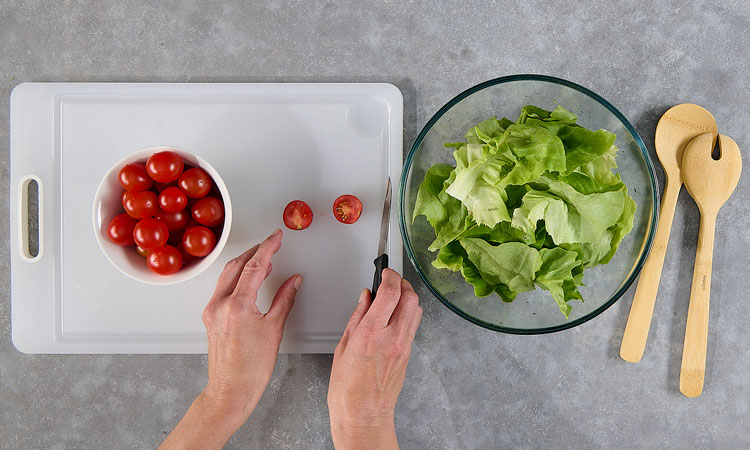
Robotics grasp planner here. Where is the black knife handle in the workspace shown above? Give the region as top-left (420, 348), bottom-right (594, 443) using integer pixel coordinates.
top-left (371, 254), bottom-right (389, 299)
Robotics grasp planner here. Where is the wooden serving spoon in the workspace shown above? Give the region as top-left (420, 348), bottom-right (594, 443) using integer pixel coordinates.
top-left (679, 133), bottom-right (742, 397)
top-left (620, 104), bottom-right (717, 363)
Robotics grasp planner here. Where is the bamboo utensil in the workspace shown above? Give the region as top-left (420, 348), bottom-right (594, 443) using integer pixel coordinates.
top-left (679, 132), bottom-right (742, 397)
top-left (620, 104), bottom-right (717, 363)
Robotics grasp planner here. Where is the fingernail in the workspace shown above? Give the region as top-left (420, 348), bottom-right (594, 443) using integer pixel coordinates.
top-left (293, 274), bottom-right (303, 290)
top-left (359, 289), bottom-right (368, 303)
top-left (270, 228), bottom-right (282, 238)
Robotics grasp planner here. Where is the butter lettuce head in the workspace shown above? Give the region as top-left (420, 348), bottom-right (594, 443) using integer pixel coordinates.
top-left (413, 104), bottom-right (636, 318)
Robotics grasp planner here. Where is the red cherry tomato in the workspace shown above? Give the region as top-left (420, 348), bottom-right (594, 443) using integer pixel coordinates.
top-left (107, 213), bottom-right (137, 246)
top-left (133, 218), bottom-right (169, 249)
top-left (147, 245), bottom-right (183, 275)
top-left (123, 190), bottom-right (159, 219)
top-left (118, 163), bottom-right (153, 192)
top-left (158, 187), bottom-right (188, 213)
top-left (178, 244), bottom-right (199, 264)
top-left (333, 195), bottom-right (363, 224)
top-left (155, 209), bottom-right (189, 232)
top-left (283, 200), bottom-right (313, 230)
top-left (191, 197), bottom-right (225, 227)
top-left (146, 151), bottom-right (184, 183)
top-left (154, 180), bottom-right (178, 192)
top-left (135, 245), bottom-right (150, 258)
top-left (178, 168), bottom-right (213, 199)
top-left (182, 226), bottom-right (216, 257)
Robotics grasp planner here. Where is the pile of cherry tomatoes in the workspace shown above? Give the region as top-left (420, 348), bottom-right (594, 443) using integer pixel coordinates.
top-left (107, 151), bottom-right (225, 275)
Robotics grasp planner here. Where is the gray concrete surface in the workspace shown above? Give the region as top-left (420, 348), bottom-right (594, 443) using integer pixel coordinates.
top-left (2, 1), bottom-right (750, 448)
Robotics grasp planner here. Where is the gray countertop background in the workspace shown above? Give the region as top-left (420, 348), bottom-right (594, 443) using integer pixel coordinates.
top-left (2, 1), bottom-right (749, 449)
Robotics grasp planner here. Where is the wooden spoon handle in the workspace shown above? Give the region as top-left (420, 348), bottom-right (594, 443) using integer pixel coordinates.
top-left (680, 210), bottom-right (716, 397)
top-left (620, 179), bottom-right (681, 362)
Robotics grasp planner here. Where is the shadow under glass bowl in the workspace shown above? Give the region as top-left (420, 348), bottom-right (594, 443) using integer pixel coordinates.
top-left (399, 74), bottom-right (659, 334)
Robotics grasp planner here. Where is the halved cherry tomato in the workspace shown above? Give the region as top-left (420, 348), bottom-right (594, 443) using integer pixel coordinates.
top-left (333, 195), bottom-right (362, 224)
top-left (133, 218), bottom-right (169, 250)
top-left (107, 213), bottom-right (137, 246)
top-left (283, 200), bottom-right (313, 230)
top-left (118, 163), bottom-right (153, 192)
top-left (158, 187), bottom-right (188, 213)
top-left (147, 245), bottom-right (183, 275)
top-left (182, 226), bottom-right (217, 257)
top-left (146, 151), bottom-right (184, 183)
top-left (156, 209), bottom-right (189, 232)
top-left (191, 197), bottom-right (224, 227)
top-left (178, 168), bottom-right (212, 199)
top-left (123, 191), bottom-right (159, 219)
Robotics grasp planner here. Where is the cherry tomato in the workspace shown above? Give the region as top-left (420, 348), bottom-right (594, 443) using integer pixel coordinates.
top-left (154, 180), bottom-right (178, 192)
top-left (146, 151), bottom-right (184, 183)
top-left (191, 197), bottom-right (225, 227)
top-left (283, 200), bottom-right (313, 230)
top-left (118, 163), bottom-right (153, 192)
top-left (107, 213), bottom-right (137, 246)
top-left (178, 168), bottom-right (213, 199)
top-left (133, 218), bottom-right (169, 250)
top-left (182, 226), bottom-right (217, 257)
top-left (155, 209), bottom-right (189, 232)
top-left (123, 190), bottom-right (159, 219)
top-left (147, 245), bottom-right (183, 275)
top-left (135, 245), bottom-right (150, 258)
top-left (158, 187), bottom-right (188, 213)
top-left (333, 195), bottom-right (363, 224)
top-left (178, 243), bottom-right (199, 264)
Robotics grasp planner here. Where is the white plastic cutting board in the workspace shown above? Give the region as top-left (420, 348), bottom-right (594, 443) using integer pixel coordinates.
top-left (10, 82), bottom-right (403, 354)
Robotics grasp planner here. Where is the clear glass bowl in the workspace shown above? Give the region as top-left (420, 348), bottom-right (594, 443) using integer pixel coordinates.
top-left (400, 75), bottom-right (658, 334)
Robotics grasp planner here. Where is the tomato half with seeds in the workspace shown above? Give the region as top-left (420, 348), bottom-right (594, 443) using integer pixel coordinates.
top-left (333, 195), bottom-right (362, 224)
top-left (283, 200), bottom-right (313, 230)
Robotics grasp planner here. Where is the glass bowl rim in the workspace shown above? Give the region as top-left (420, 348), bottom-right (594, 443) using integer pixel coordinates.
top-left (399, 74), bottom-right (660, 335)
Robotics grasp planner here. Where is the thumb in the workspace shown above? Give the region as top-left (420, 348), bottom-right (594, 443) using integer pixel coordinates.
top-left (267, 274), bottom-right (302, 323)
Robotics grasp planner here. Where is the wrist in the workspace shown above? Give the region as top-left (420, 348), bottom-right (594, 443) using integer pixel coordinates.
top-left (330, 410), bottom-right (397, 449)
top-left (198, 389), bottom-right (252, 431)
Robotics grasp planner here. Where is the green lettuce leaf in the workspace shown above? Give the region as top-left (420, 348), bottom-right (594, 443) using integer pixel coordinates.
top-left (511, 180), bottom-right (626, 245)
top-left (432, 241), bottom-right (495, 297)
top-left (459, 239), bottom-right (541, 293)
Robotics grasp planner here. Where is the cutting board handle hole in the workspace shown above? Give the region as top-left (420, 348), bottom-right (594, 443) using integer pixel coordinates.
top-left (18, 176), bottom-right (42, 261)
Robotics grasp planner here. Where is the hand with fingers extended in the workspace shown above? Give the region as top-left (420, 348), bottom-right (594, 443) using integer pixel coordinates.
top-left (160, 229), bottom-right (301, 450)
top-left (328, 268), bottom-right (423, 450)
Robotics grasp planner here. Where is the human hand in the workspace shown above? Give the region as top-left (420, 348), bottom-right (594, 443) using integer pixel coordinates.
top-left (327, 269), bottom-right (422, 450)
top-left (201, 228), bottom-right (302, 422)
top-left (160, 229), bottom-right (301, 450)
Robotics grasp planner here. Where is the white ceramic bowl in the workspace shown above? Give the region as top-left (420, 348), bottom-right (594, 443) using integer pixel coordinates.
top-left (92, 145), bottom-right (232, 285)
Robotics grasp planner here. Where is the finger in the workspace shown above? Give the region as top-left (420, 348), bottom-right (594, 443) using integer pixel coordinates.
top-left (212, 244), bottom-right (260, 298)
top-left (362, 268), bottom-right (403, 327)
top-left (405, 305), bottom-right (423, 344)
top-left (338, 289), bottom-right (373, 349)
top-left (232, 229), bottom-right (283, 301)
top-left (267, 274), bottom-right (303, 323)
top-left (388, 278), bottom-right (420, 333)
